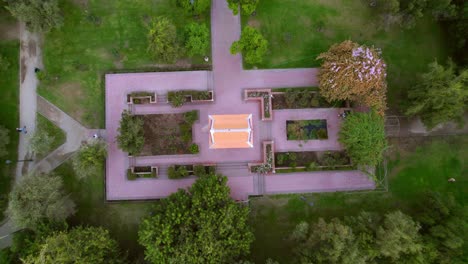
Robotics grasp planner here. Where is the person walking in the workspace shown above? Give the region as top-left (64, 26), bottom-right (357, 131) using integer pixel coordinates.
top-left (16, 126), bottom-right (27, 134)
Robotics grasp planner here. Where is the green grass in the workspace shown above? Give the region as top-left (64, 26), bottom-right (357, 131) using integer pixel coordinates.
top-left (56, 162), bottom-right (156, 262)
top-left (0, 41), bottom-right (19, 222)
top-left (249, 137), bottom-right (467, 263)
top-left (243, 0), bottom-right (448, 107)
top-left (39, 0), bottom-right (211, 128)
top-left (35, 114), bottom-right (66, 159)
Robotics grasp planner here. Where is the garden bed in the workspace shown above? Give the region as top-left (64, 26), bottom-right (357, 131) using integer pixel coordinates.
top-left (139, 111), bottom-right (198, 155)
top-left (275, 151), bottom-right (353, 171)
top-left (127, 166), bottom-right (158, 180)
top-left (272, 89), bottom-right (346, 109)
top-left (287, 120), bottom-right (328, 140)
top-left (168, 164), bottom-right (217, 179)
top-left (167, 90), bottom-right (213, 107)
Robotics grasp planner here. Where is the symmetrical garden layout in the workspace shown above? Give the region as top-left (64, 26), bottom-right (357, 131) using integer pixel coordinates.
top-left (105, 0), bottom-right (374, 201)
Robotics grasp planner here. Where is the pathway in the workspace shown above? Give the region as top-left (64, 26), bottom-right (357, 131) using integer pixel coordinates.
top-left (105, 0), bottom-right (375, 201)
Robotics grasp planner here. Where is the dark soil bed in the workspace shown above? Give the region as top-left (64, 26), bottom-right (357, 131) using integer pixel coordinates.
top-left (139, 112), bottom-right (195, 155)
top-left (275, 151), bottom-right (351, 169)
top-left (272, 91), bottom-right (345, 109)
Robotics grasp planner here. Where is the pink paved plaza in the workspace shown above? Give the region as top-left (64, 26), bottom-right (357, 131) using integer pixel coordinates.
top-left (105, 0), bottom-right (375, 201)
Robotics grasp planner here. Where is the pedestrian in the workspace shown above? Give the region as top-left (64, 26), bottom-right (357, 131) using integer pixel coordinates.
top-left (16, 126), bottom-right (27, 133)
top-left (93, 134), bottom-right (99, 139)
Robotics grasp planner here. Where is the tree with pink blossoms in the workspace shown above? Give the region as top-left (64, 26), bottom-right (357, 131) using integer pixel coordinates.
top-left (317, 40), bottom-right (387, 115)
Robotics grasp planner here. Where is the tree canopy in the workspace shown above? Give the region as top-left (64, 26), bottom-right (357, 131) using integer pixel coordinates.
top-left (338, 111), bottom-right (387, 166)
top-left (317, 40), bottom-right (387, 115)
top-left (72, 140), bottom-right (107, 178)
top-left (138, 174), bottom-right (253, 264)
top-left (147, 17), bottom-right (179, 63)
top-left (29, 128), bottom-right (54, 156)
top-left (0, 125), bottom-right (10, 158)
top-left (230, 26), bottom-right (268, 65)
top-left (116, 110), bottom-right (144, 155)
top-left (176, 0), bottom-right (210, 15)
top-left (184, 22), bottom-right (210, 57)
top-left (7, 173), bottom-right (75, 229)
top-left (5, 0), bottom-right (63, 32)
top-left (406, 60), bottom-right (468, 129)
top-left (24, 226), bottom-right (125, 264)
top-left (227, 0), bottom-right (259, 16)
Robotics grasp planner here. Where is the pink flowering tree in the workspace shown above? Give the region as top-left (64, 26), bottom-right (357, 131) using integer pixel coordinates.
top-left (317, 40), bottom-right (387, 115)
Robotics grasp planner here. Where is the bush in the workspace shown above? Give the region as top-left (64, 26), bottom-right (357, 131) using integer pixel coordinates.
top-left (147, 17), bottom-right (179, 63)
top-left (184, 23), bottom-right (210, 57)
top-left (183, 110), bottom-right (199, 124)
top-left (317, 128), bottom-right (328, 139)
top-left (168, 165), bottom-right (190, 179)
top-left (127, 169), bottom-right (137, 180)
top-left (72, 140), bottom-right (107, 178)
top-left (230, 26), bottom-right (268, 65)
top-left (176, 0), bottom-right (210, 15)
top-left (306, 162), bottom-right (318, 171)
top-left (189, 143), bottom-right (199, 154)
top-left (116, 110), bottom-right (144, 155)
top-left (29, 129), bottom-right (54, 156)
top-left (167, 91), bottom-right (186, 107)
top-left (193, 165), bottom-right (207, 177)
top-left (227, 0), bottom-right (259, 15)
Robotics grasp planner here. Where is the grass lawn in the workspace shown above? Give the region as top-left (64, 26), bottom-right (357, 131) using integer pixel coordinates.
top-left (56, 162), bottom-right (156, 262)
top-left (0, 41), bottom-right (19, 222)
top-left (35, 114), bottom-right (66, 159)
top-left (39, 0), bottom-right (211, 128)
top-left (242, 0), bottom-right (448, 107)
top-left (249, 136), bottom-right (467, 263)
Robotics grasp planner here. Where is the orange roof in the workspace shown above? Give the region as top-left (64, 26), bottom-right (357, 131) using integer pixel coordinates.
top-left (209, 114), bottom-right (253, 149)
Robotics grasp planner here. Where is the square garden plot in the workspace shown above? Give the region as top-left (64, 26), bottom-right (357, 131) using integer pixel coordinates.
top-left (138, 111), bottom-right (198, 156)
top-left (287, 120), bottom-right (327, 140)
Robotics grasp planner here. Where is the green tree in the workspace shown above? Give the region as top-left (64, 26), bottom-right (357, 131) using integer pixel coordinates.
top-left (227, 0), bottom-right (259, 16)
top-left (0, 125), bottom-right (9, 158)
top-left (184, 23), bottom-right (209, 57)
top-left (176, 0), bottom-right (210, 15)
top-left (291, 218), bottom-right (367, 264)
top-left (339, 111), bottom-right (387, 166)
top-left (72, 140), bottom-right (107, 178)
top-left (24, 226), bottom-right (125, 264)
top-left (116, 110), bottom-right (144, 155)
top-left (376, 211), bottom-right (424, 262)
top-left (138, 174), bottom-right (253, 264)
top-left (147, 17), bottom-right (179, 63)
top-left (317, 40), bottom-right (387, 115)
top-left (4, 0), bottom-right (63, 32)
top-left (406, 61), bottom-right (468, 129)
top-left (230, 26), bottom-right (268, 65)
top-left (7, 173), bottom-right (75, 229)
top-left (29, 128), bottom-right (54, 156)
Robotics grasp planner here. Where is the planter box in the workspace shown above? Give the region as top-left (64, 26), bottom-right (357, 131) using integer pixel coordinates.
top-left (127, 92), bottom-right (157, 105)
top-left (244, 89), bottom-right (273, 121)
top-left (191, 90), bottom-right (214, 103)
top-left (127, 166), bottom-right (158, 180)
top-left (248, 141), bottom-right (275, 174)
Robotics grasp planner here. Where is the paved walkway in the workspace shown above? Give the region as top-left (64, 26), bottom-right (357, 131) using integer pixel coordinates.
top-left (104, 0), bottom-right (375, 201)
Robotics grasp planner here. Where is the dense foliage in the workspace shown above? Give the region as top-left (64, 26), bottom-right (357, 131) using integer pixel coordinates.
top-left (231, 26), bottom-right (268, 65)
top-left (291, 192), bottom-right (467, 264)
top-left (139, 174), bottom-right (253, 263)
top-left (0, 125), bottom-right (9, 158)
top-left (29, 128), bottom-right (54, 156)
top-left (406, 60), bottom-right (468, 129)
top-left (24, 226), bottom-right (125, 264)
top-left (338, 111), bottom-right (387, 166)
top-left (147, 17), bottom-right (179, 63)
top-left (317, 40), bottom-right (387, 115)
top-left (184, 22), bottom-right (210, 56)
top-left (370, 0), bottom-right (457, 30)
top-left (176, 0), bottom-right (210, 15)
top-left (72, 140), bottom-right (107, 178)
top-left (116, 110), bottom-right (144, 155)
top-left (227, 0), bottom-right (259, 15)
top-left (5, 0), bottom-right (63, 32)
top-left (7, 173), bottom-right (75, 229)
